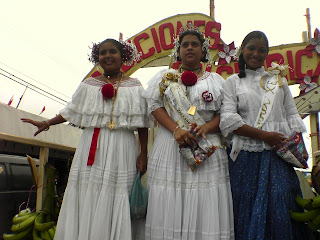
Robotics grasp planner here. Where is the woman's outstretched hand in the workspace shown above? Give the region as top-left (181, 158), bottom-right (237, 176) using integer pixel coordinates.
top-left (21, 118), bottom-right (48, 136)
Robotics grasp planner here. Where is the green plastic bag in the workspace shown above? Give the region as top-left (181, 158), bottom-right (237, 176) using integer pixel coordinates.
top-left (129, 172), bottom-right (148, 219)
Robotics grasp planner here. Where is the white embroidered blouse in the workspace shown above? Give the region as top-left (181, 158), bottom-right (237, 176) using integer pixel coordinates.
top-left (144, 69), bottom-right (225, 123)
top-left (220, 67), bottom-right (306, 152)
top-left (59, 77), bottom-right (150, 130)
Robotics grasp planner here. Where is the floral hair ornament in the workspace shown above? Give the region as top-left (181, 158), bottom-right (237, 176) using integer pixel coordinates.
top-left (171, 23), bottom-right (212, 63)
top-left (119, 40), bottom-right (141, 65)
top-left (88, 40), bottom-right (141, 65)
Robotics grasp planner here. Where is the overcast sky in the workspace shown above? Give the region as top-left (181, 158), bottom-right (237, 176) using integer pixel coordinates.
top-left (1, 0), bottom-right (319, 164)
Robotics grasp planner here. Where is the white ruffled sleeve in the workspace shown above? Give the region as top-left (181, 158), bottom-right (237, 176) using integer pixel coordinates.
top-left (219, 75), bottom-right (245, 137)
top-left (144, 69), bottom-right (167, 115)
top-left (282, 77), bottom-right (307, 133)
top-left (60, 77), bottom-right (150, 129)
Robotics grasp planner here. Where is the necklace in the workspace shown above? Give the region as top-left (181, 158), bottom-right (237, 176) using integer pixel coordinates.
top-left (107, 73), bottom-right (123, 130)
top-left (180, 67), bottom-right (202, 77)
top-left (103, 71), bottom-right (120, 79)
top-left (181, 66), bottom-right (201, 72)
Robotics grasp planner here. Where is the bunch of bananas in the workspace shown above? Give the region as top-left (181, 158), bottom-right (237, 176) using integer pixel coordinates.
top-left (2, 208), bottom-right (39, 240)
top-left (3, 164), bottom-right (61, 240)
top-left (32, 211), bottom-right (57, 240)
top-left (290, 194), bottom-right (320, 230)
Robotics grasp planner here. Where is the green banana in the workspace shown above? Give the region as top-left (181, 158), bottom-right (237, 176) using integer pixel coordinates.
top-left (3, 227), bottom-right (32, 240)
top-left (10, 213), bottom-right (37, 232)
top-left (32, 227), bottom-right (42, 240)
top-left (34, 211), bottom-right (55, 232)
top-left (12, 212), bottom-right (37, 224)
top-left (295, 194), bottom-right (313, 210)
top-left (290, 208), bottom-right (320, 222)
top-left (41, 230), bottom-right (52, 240)
top-left (47, 226), bottom-right (56, 239)
top-left (17, 208), bottom-right (31, 217)
top-left (308, 214), bottom-right (320, 231)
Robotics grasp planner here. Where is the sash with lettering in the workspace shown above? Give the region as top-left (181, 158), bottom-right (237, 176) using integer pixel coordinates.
top-left (230, 72), bottom-right (282, 161)
top-left (160, 69), bottom-right (219, 170)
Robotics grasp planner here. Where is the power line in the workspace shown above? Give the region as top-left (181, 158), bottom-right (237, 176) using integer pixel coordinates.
top-left (0, 71), bottom-right (67, 106)
top-left (0, 61), bottom-right (71, 100)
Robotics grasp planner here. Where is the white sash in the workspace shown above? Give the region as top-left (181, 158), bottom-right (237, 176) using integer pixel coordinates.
top-left (164, 81), bottom-right (206, 128)
top-left (230, 75), bottom-right (280, 161)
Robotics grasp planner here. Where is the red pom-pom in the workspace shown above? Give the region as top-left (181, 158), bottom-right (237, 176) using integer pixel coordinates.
top-left (101, 84), bottom-right (115, 98)
top-left (181, 71), bottom-right (197, 86)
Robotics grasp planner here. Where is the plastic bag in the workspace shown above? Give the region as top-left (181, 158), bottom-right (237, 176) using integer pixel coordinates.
top-left (129, 172), bottom-right (148, 219)
top-left (275, 131), bottom-right (308, 169)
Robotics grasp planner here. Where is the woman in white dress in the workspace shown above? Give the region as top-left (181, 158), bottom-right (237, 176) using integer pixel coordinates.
top-left (22, 39), bottom-right (149, 240)
top-left (144, 24), bottom-right (234, 240)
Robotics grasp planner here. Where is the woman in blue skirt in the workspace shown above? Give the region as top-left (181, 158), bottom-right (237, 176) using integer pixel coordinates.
top-left (220, 31), bottom-right (311, 239)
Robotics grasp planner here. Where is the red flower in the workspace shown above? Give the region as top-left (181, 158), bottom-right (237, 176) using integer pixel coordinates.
top-left (101, 84), bottom-right (115, 98)
top-left (181, 71), bottom-right (197, 86)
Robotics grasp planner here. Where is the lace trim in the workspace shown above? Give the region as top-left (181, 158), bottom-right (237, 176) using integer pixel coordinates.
top-left (84, 77), bottom-right (142, 88)
top-left (67, 180), bottom-right (131, 194)
top-left (148, 176), bottom-right (230, 189)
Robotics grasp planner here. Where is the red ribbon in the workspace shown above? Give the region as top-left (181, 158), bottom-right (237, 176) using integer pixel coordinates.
top-left (87, 128), bottom-right (100, 166)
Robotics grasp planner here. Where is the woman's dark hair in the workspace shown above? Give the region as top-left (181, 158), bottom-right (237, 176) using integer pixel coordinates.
top-left (89, 39), bottom-right (123, 64)
top-left (238, 31), bottom-right (269, 78)
top-left (177, 31), bottom-right (208, 62)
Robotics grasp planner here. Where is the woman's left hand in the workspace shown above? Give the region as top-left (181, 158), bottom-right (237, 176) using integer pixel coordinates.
top-left (190, 122), bottom-right (210, 139)
top-left (136, 152), bottom-right (147, 175)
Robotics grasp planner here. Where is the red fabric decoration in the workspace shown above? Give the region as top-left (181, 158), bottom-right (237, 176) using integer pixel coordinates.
top-left (101, 84), bottom-right (115, 98)
top-left (181, 71), bottom-right (197, 86)
top-left (202, 91), bottom-right (213, 102)
top-left (91, 71), bottom-right (102, 77)
top-left (87, 128), bottom-right (100, 166)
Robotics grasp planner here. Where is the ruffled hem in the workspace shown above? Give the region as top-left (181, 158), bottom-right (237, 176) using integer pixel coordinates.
top-left (59, 77), bottom-right (151, 129)
top-left (220, 113), bottom-right (245, 137)
top-left (60, 108), bottom-right (150, 129)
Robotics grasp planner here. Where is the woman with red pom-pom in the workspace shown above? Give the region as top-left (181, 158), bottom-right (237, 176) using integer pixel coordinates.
top-left (144, 24), bottom-right (234, 239)
top-left (21, 38), bottom-right (150, 240)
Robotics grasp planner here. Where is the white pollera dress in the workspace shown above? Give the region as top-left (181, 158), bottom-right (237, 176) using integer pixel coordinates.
top-left (54, 77), bottom-right (149, 240)
top-left (144, 69), bottom-right (234, 240)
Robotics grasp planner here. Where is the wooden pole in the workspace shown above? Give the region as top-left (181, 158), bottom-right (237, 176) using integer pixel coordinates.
top-left (210, 0), bottom-right (215, 19)
top-left (310, 114), bottom-right (320, 166)
top-left (305, 8), bottom-right (311, 40)
top-left (36, 146), bottom-right (49, 211)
